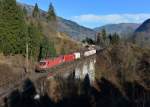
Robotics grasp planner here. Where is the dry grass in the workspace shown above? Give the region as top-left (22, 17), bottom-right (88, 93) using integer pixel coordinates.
top-left (96, 43), bottom-right (150, 91)
top-left (46, 78), bottom-right (62, 103)
top-left (0, 54), bottom-right (36, 88)
top-left (54, 32), bottom-right (81, 55)
top-left (30, 17), bottom-right (81, 55)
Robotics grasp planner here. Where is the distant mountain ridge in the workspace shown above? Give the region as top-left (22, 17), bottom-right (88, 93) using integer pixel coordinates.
top-left (94, 23), bottom-right (140, 38)
top-left (20, 3), bottom-right (96, 41)
top-left (135, 19), bottom-right (150, 32)
top-left (134, 19), bottom-right (150, 47)
top-left (57, 18), bottom-right (96, 40)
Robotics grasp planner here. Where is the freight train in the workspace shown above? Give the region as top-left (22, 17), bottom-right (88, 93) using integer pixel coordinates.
top-left (36, 49), bottom-right (96, 72)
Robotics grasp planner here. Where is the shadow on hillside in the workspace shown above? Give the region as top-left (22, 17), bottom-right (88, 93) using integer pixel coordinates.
top-left (4, 75), bottom-right (150, 107)
top-left (4, 79), bottom-right (40, 107)
top-left (124, 82), bottom-right (150, 107)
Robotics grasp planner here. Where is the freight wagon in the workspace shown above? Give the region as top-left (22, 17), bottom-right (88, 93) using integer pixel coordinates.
top-left (84, 49), bottom-right (96, 57)
top-left (74, 52), bottom-right (81, 59)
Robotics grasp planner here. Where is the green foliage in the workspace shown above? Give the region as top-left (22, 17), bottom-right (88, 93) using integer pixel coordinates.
top-left (96, 32), bottom-right (101, 45)
top-left (61, 47), bottom-right (66, 55)
top-left (27, 23), bottom-right (42, 58)
top-left (101, 29), bottom-right (107, 41)
top-left (0, 0), bottom-right (27, 55)
top-left (82, 37), bottom-right (95, 45)
top-left (0, 0), bottom-right (42, 57)
top-left (0, 0), bottom-right (2, 14)
top-left (0, 0), bottom-right (3, 53)
top-left (39, 37), bottom-right (56, 60)
top-left (23, 6), bottom-right (27, 16)
top-left (110, 33), bottom-right (120, 45)
top-left (32, 3), bottom-right (40, 18)
top-left (96, 29), bottom-right (108, 47)
top-left (47, 3), bottom-right (56, 21)
top-left (0, 0), bottom-right (57, 61)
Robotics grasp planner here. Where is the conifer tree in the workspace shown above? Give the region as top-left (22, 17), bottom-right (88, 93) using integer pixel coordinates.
top-left (23, 6), bottom-right (27, 16)
top-left (47, 3), bottom-right (56, 21)
top-left (0, 0), bottom-right (27, 55)
top-left (0, 0), bottom-right (2, 52)
top-left (32, 3), bottom-right (40, 19)
top-left (108, 34), bottom-right (112, 44)
top-left (47, 3), bottom-right (57, 31)
top-left (101, 29), bottom-right (107, 41)
top-left (110, 33), bottom-right (120, 44)
top-left (96, 32), bottom-right (101, 45)
top-left (0, 0), bottom-right (2, 16)
top-left (39, 37), bottom-right (56, 59)
top-left (27, 23), bottom-right (42, 58)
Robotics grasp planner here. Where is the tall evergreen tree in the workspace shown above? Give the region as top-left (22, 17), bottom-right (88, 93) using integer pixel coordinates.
top-left (27, 24), bottom-right (42, 58)
top-left (0, 0), bottom-right (27, 55)
top-left (96, 32), bottom-right (101, 45)
top-left (0, 0), bottom-right (2, 15)
top-left (101, 29), bottom-right (107, 41)
top-left (47, 3), bottom-right (57, 31)
top-left (0, 0), bottom-right (3, 52)
top-left (108, 34), bottom-right (112, 44)
top-left (23, 6), bottom-right (27, 16)
top-left (39, 37), bottom-right (56, 59)
top-left (110, 33), bottom-right (120, 44)
top-left (32, 3), bottom-right (40, 19)
top-left (47, 3), bottom-right (56, 21)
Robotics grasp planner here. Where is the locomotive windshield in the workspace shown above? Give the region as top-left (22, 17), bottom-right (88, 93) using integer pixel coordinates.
top-left (39, 61), bottom-right (46, 66)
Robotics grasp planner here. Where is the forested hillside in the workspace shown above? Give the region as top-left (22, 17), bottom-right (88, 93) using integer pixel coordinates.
top-left (0, 0), bottom-right (80, 61)
top-left (20, 3), bottom-right (96, 41)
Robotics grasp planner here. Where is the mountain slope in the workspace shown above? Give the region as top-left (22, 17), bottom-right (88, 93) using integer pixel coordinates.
top-left (57, 17), bottom-right (96, 41)
top-left (134, 19), bottom-right (150, 48)
top-left (94, 23), bottom-right (140, 38)
top-left (19, 3), bottom-right (81, 55)
top-left (20, 3), bottom-right (96, 41)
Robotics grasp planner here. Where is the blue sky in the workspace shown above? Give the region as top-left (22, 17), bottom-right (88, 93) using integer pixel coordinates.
top-left (17, 0), bottom-right (150, 28)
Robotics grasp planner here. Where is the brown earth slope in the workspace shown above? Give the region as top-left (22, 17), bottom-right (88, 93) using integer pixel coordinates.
top-left (96, 43), bottom-right (150, 90)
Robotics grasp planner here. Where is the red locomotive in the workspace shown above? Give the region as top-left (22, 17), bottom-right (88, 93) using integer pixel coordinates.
top-left (63, 54), bottom-right (75, 62)
top-left (36, 49), bottom-right (96, 72)
top-left (36, 54), bottom-right (75, 72)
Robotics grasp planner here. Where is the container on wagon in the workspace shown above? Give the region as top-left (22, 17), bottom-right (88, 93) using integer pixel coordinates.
top-left (84, 49), bottom-right (96, 57)
top-left (74, 52), bottom-right (81, 59)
